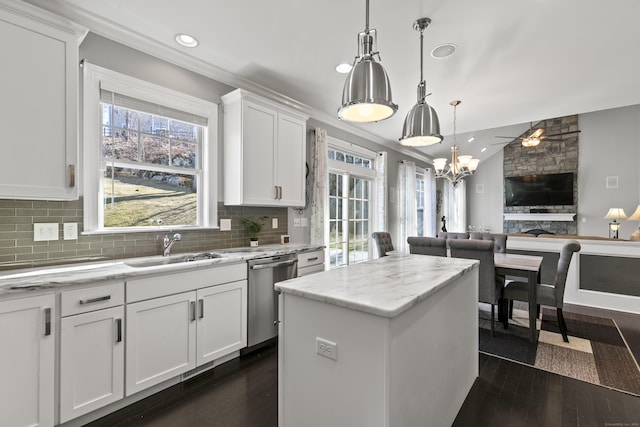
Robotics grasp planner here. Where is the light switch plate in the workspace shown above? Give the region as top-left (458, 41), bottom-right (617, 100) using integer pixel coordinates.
top-left (301, 217), bottom-right (308, 227)
top-left (63, 223), bottom-right (78, 240)
top-left (34, 223), bottom-right (59, 241)
top-left (220, 218), bottom-right (232, 231)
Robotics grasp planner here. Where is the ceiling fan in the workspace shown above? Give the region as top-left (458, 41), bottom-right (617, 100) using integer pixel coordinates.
top-left (493, 122), bottom-right (581, 147)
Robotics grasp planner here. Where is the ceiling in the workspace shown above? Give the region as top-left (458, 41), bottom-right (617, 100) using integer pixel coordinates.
top-left (27, 0), bottom-right (640, 163)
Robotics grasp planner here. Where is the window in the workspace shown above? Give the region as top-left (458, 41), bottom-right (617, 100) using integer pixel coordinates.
top-left (82, 64), bottom-right (218, 232)
top-left (326, 139), bottom-right (376, 269)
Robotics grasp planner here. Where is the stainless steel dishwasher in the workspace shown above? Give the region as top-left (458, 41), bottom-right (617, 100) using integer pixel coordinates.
top-left (246, 253), bottom-right (297, 348)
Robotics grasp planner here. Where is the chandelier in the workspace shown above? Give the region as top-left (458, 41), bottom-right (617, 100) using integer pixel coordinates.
top-left (433, 100), bottom-right (479, 186)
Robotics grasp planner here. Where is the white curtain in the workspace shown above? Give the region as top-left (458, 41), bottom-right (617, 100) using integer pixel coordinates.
top-left (425, 168), bottom-right (437, 237)
top-left (397, 160), bottom-right (417, 253)
top-left (442, 180), bottom-right (467, 232)
top-left (373, 151), bottom-right (387, 233)
top-left (309, 128), bottom-right (328, 246)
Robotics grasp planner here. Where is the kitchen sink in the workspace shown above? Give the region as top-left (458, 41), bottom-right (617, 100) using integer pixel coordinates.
top-left (124, 252), bottom-right (223, 268)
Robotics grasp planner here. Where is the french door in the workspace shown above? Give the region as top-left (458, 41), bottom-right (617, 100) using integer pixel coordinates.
top-left (328, 171), bottom-right (372, 269)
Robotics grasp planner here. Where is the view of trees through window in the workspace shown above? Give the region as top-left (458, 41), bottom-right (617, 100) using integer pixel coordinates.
top-left (101, 103), bottom-right (202, 228)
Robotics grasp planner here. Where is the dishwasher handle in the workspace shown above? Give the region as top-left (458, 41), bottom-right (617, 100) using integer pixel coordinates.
top-left (250, 259), bottom-right (297, 270)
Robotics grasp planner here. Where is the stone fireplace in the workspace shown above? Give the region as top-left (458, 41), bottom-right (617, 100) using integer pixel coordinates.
top-left (503, 115), bottom-right (579, 235)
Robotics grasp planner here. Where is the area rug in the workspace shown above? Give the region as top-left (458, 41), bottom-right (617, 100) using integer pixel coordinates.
top-left (478, 303), bottom-right (640, 396)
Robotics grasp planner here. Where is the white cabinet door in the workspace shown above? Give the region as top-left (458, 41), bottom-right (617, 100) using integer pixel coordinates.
top-left (276, 114), bottom-right (306, 206)
top-left (196, 280), bottom-right (247, 365)
top-left (0, 294), bottom-right (55, 427)
top-left (126, 292), bottom-right (196, 396)
top-left (242, 101), bottom-right (278, 205)
top-left (59, 306), bottom-right (124, 423)
top-left (0, 2), bottom-right (83, 200)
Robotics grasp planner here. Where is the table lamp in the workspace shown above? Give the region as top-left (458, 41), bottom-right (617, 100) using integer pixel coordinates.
top-left (627, 204), bottom-right (640, 241)
top-left (604, 208), bottom-right (627, 239)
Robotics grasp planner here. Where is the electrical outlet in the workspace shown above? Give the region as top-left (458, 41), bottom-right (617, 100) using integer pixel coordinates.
top-left (301, 217), bottom-right (308, 227)
top-left (220, 218), bottom-right (232, 231)
top-left (272, 218), bottom-right (278, 229)
top-left (63, 223), bottom-right (78, 240)
top-left (34, 223), bottom-right (59, 241)
top-left (293, 218), bottom-right (301, 227)
top-left (316, 337), bottom-right (337, 361)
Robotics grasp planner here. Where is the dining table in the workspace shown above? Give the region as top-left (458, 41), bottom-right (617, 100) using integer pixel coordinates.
top-left (494, 252), bottom-right (544, 343)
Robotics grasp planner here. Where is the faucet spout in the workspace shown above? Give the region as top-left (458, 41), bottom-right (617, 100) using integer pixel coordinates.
top-left (163, 233), bottom-right (182, 256)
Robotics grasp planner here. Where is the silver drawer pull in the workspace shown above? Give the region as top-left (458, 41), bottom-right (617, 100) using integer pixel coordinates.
top-left (79, 295), bottom-right (111, 305)
top-left (44, 308), bottom-right (51, 336)
top-left (190, 301), bottom-right (196, 321)
top-left (307, 257), bottom-right (319, 261)
top-left (115, 318), bottom-right (122, 343)
top-left (198, 299), bottom-right (204, 319)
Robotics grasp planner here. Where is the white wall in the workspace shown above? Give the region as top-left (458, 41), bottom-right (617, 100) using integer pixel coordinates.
top-left (466, 150), bottom-right (504, 233)
top-left (466, 105), bottom-right (640, 238)
top-left (578, 105), bottom-right (640, 237)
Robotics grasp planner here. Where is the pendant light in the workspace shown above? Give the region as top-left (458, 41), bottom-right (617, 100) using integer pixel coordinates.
top-left (399, 18), bottom-right (443, 146)
top-left (338, 0), bottom-right (397, 123)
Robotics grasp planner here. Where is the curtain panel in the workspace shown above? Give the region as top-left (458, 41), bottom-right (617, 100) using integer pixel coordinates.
top-left (397, 160), bottom-right (417, 253)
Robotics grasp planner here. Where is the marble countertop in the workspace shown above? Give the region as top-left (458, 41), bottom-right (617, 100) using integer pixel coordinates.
top-left (0, 243), bottom-right (323, 298)
top-left (275, 253), bottom-right (478, 318)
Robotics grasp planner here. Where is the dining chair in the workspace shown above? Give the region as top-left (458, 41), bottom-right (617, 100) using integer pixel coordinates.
top-left (437, 232), bottom-right (470, 240)
top-left (407, 237), bottom-right (447, 257)
top-left (502, 240), bottom-right (581, 342)
top-left (449, 239), bottom-right (504, 336)
top-left (372, 232), bottom-right (394, 257)
top-left (469, 232), bottom-right (508, 253)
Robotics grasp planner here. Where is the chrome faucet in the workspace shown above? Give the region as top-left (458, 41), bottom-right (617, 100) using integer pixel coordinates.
top-left (163, 233), bottom-right (182, 256)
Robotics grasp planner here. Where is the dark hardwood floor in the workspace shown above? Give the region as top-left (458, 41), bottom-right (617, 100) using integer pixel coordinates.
top-left (87, 306), bottom-right (640, 427)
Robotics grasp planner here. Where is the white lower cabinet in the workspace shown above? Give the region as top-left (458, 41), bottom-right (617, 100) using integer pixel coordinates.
top-left (59, 282), bottom-right (125, 423)
top-left (0, 294), bottom-right (55, 427)
top-left (126, 278), bottom-right (247, 396)
top-left (125, 292), bottom-right (197, 396)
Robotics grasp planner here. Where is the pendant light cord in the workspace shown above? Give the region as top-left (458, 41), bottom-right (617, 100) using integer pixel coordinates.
top-left (419, 27), bottom-right (424, 83)
top-left (365, 0), bottom-right (369, 32)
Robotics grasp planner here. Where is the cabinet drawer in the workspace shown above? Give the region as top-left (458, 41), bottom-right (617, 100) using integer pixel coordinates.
top-left (298, 264), bottom-right (325, 277)
top-left (61, 282), bottom-right (125, 316)
top-left (127, 262), bottom-right (247, 303)
top-left (297, 250), bottom-right (324, 269)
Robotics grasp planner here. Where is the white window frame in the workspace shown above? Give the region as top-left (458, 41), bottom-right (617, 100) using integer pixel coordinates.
top-left (82, 63), bottom-right (218, 233)
top-left (326, 137), bottom-right (377, 267)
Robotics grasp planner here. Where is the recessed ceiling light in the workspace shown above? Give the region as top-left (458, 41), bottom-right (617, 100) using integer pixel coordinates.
top-left (431, 43), bottom-right (457, 59)
top-left (467, 136), bottom-right (475, 143)
top-left (335, 63), bottom-right (353, 74)
top-left (481, 147), bottom-right (487, 153)
top-left (175, 34), bottom-right (198, 48)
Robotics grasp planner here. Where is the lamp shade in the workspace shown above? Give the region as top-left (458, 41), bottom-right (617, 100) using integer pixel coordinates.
top-left (627, 205), bottom-right (640, 220)
top-left (604, 208), bottom-right (627, 220)
top-left (338, 57), bottom-right (397, 123)
top-left (399, 101), bottom-right (443, 146)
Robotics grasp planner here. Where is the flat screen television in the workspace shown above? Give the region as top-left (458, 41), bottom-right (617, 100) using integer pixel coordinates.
top-left (505, 173), bottom-right (574, 206)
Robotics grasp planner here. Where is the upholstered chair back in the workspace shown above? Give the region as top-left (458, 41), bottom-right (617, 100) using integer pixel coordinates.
top-left (469, 232), bottom-right (508, 253)
top-left (449, 239), bottom-right (503, 305)
top-left (407, 237), bottom-right (447, 257)
top-left (372, 232), bottom-right (394, 257)
top-left (553, 240), bottom-right (581, 307)
top-left (437, 232), bottom-right (469, 240)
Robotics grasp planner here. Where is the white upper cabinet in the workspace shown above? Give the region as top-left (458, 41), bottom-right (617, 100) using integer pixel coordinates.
top-left (222, 89), bottom-right (308, 207)
top-left (0, 1), bottom-right (86, 200)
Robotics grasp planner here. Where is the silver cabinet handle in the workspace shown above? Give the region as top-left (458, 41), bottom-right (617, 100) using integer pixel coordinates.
top-left (279, 186), bottom-right (283, 199)
top-left (69, 164), bottom-right (76, 188)
top-left (307, 257), bottom-right (319, 261)
top-left (250, 259), bottom-right (297, 270)
top-left (44, 308), bottom-right (51, 336)
top-left (115, 318), bottom-right (122, 343)
top-left (274, 185), bottom-right (279, 200)
top-left (190, 301), bottom-right (196, 321)
top-left (80, 295), bottom-right (111, 305)
top-left (198, 299), bottom-right (204, 319)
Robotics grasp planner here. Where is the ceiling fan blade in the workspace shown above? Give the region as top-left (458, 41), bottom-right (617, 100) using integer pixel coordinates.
top-left (530, 128), bottom-right (545, 138)
top-left (543, 130), bottom-right (581, 137)
top-left (491, 141), bottom-right (511, 145)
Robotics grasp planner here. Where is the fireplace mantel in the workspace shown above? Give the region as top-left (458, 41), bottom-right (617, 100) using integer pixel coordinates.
top-left (503, 213), bottom-right (576, 222)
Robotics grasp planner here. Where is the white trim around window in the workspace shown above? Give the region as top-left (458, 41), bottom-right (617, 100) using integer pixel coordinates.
top-left (81, 62), bottom-right (218, 233)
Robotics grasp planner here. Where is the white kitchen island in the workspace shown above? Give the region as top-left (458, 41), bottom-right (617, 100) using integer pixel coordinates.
top-left (275, 253), bottom-right (480, 427)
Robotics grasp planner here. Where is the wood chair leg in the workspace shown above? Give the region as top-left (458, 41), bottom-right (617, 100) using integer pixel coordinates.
top-left (557, 308), bottom-right (569, 343)
top-left (503, 299), bottom-right (509, 329)
top-left (490, 304), bottom-right (495, 337)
